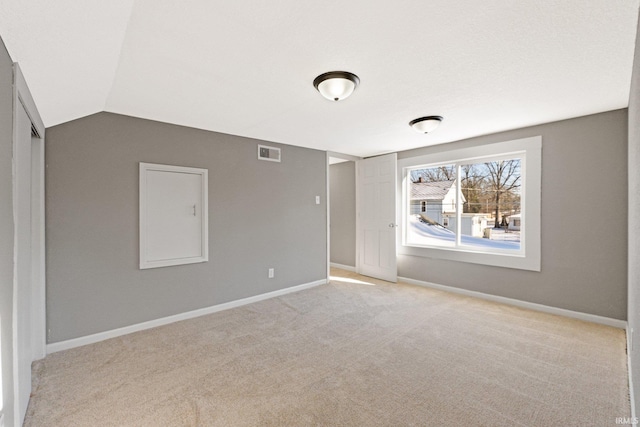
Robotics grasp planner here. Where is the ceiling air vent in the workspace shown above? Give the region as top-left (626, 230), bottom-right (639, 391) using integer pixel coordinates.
top-left (258, 145), bottom-right (281, 162)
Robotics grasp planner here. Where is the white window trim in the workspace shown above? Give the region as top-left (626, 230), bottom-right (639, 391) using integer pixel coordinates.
top-left (397, 136), bottom-right (541, 271)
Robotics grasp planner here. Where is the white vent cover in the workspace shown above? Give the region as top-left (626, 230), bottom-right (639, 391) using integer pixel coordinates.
top-left (258, 145), bottom-right (281, 162)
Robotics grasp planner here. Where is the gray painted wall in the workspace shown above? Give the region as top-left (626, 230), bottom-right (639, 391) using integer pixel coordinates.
top-left (398, 109), bottom-right (628, 320)
top-left (329, 162), bottom-right (356, 267)
top-left (46, 112), bottom-right (327, 343)
top-left (628, 7), bottom-right (640, 416)
top-left (0, 36), bottom-right (15, 426)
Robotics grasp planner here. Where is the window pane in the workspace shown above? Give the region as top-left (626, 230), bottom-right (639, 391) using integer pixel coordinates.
top-left (407, 165), bottom-right (457, 248)
top-left (459, 159), bottom-right (521, 251)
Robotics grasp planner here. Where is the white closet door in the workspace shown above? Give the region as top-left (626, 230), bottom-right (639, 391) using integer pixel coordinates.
top-left (14, 102), bottom-right (32, 425)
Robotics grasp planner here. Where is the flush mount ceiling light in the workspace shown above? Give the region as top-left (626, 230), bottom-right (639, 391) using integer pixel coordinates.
top-left (313, 71), bottom-right (360, 101)
top-left (409, 116), bottom-right (443, 133)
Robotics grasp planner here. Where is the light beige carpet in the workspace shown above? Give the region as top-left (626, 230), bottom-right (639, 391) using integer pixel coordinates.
top-left (25, 269), bottom-right (629, 426)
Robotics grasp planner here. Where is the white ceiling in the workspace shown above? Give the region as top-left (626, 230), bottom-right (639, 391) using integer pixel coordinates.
top-left (1, 1), bottom-right (638, 157)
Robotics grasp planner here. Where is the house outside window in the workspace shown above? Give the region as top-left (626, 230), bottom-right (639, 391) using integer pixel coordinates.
top-left (410, 177), bottom-right (462, 227)
top-left (398, 136), bottom-right (541, 271)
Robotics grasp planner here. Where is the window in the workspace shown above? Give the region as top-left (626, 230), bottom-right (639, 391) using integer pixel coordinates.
top-left (398, 136), bottom-right (541, 271)
top-left (406, 157), bottom-right (522, 251)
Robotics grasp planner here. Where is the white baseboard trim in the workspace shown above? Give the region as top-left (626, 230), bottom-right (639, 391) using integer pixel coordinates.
top-left (46, 278), bottom-right (327, 354)
top-left (330, 263), bottom-right (356, 272)
top-left (628, 325), bottom-right (637, 421)
top-left (398, 276), bottom-right (627, 329)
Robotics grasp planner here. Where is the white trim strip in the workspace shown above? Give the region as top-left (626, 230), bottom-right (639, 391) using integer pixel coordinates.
top-left (628, 325), bottom-right (636, 422)
top-left (327, 151), bottom-right (361, 163)
top-left (13, 63), bottom-right (44, 137)
top-left (330, 263), bottom-right (356, 272)
top-left (326, 152), bottom-right (331, 283)
top-left (47, 279), bottom-right (327, 354)
top-left (398, 276), bottom-right (627, 329)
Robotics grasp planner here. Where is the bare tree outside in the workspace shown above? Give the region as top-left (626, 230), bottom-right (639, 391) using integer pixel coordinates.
top-left (484, 159), bottom-right (521, 228)
top-left (410, 165), bottom-right (456, 183)
top-left (460, 164), bottom-right (486, 213)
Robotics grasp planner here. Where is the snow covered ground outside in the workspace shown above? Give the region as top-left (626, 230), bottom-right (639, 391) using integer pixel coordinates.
top-left (408, 216), bottom-right (521, 251)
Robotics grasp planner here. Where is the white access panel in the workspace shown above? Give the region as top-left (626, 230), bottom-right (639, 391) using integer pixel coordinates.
top-left (140, 163), bottom-right (208, 269)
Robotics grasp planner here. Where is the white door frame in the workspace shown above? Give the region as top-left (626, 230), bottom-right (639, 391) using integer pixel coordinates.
top-left (12, 63), bottom-right (46, 427)
top-left (326, 151), bottom-right (361, 281)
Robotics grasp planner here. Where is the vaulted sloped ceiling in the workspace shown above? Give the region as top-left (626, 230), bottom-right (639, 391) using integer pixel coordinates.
top-left (1, 1), bottom-right (638, 157)
top-left (0, 0), bottom-right (135, 126)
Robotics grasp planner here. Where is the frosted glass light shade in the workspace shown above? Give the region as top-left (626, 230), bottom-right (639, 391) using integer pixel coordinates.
top-left (409, 116), bottom-right (443, 133)
top-left (313, 71), bottom-right (360, 101)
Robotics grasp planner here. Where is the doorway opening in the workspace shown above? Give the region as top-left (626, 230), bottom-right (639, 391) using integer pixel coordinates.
top-left (326, 152), bottom-right (359, 279)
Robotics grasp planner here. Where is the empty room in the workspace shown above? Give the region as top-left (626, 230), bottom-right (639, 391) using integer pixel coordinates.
top-left (2, 1), bottom-right (640, 426)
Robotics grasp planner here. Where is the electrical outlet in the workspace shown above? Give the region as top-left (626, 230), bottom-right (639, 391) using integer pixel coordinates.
top-left (268, 268), bottom-right (274, 279)
top-left (315, 196), bottom-right (320, 204)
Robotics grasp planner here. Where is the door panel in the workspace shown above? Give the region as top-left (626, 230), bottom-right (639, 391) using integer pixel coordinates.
top-left (379, 230), bottom-right (393, 269)
top-left (146, 170), bottom-right (203, 261)
top-left (357, 153), bottom-right (397, 282)
top-left (363, 229), bottom-right (378, 267)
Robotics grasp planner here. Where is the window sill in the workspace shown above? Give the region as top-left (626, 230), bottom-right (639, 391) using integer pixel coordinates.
top-left (399, 243), bottom-right (539, 271)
